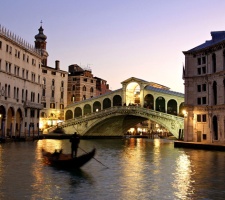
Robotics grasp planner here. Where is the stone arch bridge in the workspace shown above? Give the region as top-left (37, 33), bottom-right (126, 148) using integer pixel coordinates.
top-left (55, 77), bottom-right (184, 138)
top-left (58, 106), bottom-right (184, 138)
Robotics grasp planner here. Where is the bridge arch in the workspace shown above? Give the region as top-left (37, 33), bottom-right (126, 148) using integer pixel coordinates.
top-left (84, 104), bottom-right (91, 115)
top-left (156, 97), bottom-right (165, 112)
top-left (62, 107), bottom-right (184, 138)
top-left (126, 81), bottom-right (140, 105)
top-left (167, 99), bottom-right (177, 115)
top-left (113, 95), bottom-right (122, 106)
top-left (65, 110), bottom-right (73, 120)
top-left (103, 98), bottom-right (111, 109)
top-left (179, 102), bottom-right (185, 117)
top-left (93, 101), bottom-right (101, 112)
top-left (74, 107), bottom-right (82, 117)
top-left (144, 94), bottom-right (154, 109)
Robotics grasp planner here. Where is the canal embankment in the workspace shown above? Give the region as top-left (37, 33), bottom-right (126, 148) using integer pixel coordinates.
top-left (174, 141), bottom-right (225, 151)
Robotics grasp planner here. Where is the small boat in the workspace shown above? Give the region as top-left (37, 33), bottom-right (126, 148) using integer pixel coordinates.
top-left (42, 148), bottom-right (96, 169)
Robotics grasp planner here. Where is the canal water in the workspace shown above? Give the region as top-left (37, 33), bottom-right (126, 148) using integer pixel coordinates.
top-left (0, 138), bottom-right (225, 200)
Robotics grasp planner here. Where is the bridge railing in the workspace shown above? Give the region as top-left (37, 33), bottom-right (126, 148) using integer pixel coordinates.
top-left (58, 106), bottom-right (184, 129)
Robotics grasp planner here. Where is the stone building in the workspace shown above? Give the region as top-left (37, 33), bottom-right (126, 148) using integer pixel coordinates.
top-left (0, 25), bottom-right (43, 138)
top-left (67, 64), bottom-right (110, 106)
top-left (183, 31), bottom-right (225, 143)
top-left (34, 26), bottom-right (68, 131)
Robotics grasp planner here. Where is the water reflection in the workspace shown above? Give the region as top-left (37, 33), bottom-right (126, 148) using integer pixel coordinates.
top-left (1, 139), bottom-right (225, 199)
top-left (172, 152), bottom-right (193, 199)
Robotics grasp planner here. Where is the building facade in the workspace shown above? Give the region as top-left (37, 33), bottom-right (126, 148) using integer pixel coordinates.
top-left (67, 64), bottom-right (111, 106)
top-left (34, 26), bottom-right (68, 132)
top-left (0, 25), bottom-right (43, 138)
top-left (183, 31), bottom-right (225, 143)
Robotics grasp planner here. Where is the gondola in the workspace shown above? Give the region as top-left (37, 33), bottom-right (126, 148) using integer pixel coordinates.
top-left (42, 148), bottom-right (96, 169)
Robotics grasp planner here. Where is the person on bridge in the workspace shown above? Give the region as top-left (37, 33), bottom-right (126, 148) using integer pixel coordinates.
top-left (70, 132), bottom-right (80, 158)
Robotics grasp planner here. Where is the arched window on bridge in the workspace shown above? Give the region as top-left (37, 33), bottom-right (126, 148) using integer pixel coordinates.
top-left (144, 94), bottom-right (154, 109)
top-left (84, 104), bottom-right (91, 115)
top-left (65, 110), bottom-right (73, 120)
top-left (156, 97), bottom-right (165, 112)
top-left (167, 99), bottom-right (177, 115)
top-left (179, 102), bottom-right (185, 117)
top-left (113, 95), bottom-right (122, 106)
top-left (93, 101), bottom-right (101, 112)
top-left (103, 98), bottom-right (111, 109)
top-left (126, 82), bottom-right (140, 105)
top-left (74, 107), bottom-right (82, 117)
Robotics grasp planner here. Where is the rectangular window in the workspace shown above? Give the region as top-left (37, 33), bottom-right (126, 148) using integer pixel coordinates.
top-left (6, 44), bottom-right (8, 52)
top-left (197, 85), bottom-right (201, 92)
top-left (14, 66), bottom-right (17, 75)
top-left (202, 66), bottom-right (206, 74)
top-left (202, 114), bottom-right (207, 122)
top-left (51, 71), bottom-right (56, 75)
top-left (42, 69), bottom-right (47, 73)
top-left (197, 58), bottom-right (201, 65)
top-left (0, 41), bottom-right (2, 49)
top-left (202, 57), bottom-right (206, 64)
top-left (23, 54), bottom-right (25, 61)
top-left (197, 68), bottom-right (201, 75)
top-left (197, 115), bottom-right (201, 122)
top-left (22, 69), bottom-right (25, 78)
top-left (26, 70), bottom-right (29, 79)
top-left (197, 97), bottom-right (201, 105)
top-left (202, 97), bottom-right (206, 104)
top-left (32, 59), bottom-right (36, 66)
top-left (202, 84), bottom-right (206, 91)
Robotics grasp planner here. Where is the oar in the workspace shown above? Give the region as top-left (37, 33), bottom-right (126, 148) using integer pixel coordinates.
top-left (79, 146), bottom-right (109, 169)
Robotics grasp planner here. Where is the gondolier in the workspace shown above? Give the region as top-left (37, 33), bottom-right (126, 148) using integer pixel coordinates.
top-left (70, 132), bottom-right (80, 158)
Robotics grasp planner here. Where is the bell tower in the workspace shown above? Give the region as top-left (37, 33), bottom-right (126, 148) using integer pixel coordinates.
top-left (34, 21), bottom-right (49, 66)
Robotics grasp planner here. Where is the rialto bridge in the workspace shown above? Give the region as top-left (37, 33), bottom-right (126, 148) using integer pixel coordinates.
top-left (58, 77), bottom-right (185, 138)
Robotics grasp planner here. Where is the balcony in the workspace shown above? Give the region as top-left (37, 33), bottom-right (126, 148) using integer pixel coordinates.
top-left (24, 100), bottom-right (44, 109)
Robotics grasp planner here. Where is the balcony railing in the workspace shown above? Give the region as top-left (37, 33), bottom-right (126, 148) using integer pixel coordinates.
top-left (24, 100), bottom-right (44, 109)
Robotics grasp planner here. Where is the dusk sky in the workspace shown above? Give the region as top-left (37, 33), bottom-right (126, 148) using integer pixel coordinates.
top-left (1, 0), bottom-right (225, 93)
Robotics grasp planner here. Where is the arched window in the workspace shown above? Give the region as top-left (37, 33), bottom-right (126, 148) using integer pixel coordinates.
top-left (213, 115), bottom-right (218, 140)
top-left (83, 86), bottom-right (86, 91)
top-left (61, 81), bottom-right (64, 87)
top-left (71, 94), bottom-right (75, 102)
top-left (90, 87), bottom-right (94, 93)
top-left (213, 81), bottom-right (217, 105)
top-left (72, 85), bottom-right (75, 91)
top-left (43, 78), bottom-right (46, 85)
top-left (167, 99), bottom-right (177, 115)
top-left (52, 79), bottom-right (55, 86)
top-left (212, 53), bottom-right (216, 73)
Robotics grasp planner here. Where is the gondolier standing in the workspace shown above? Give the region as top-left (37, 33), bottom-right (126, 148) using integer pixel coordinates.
top-left (70, 132), bottom-right (80, 158)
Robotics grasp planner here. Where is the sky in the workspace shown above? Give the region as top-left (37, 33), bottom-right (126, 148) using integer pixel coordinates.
top-left (1, 0), bottom-right (225, 93)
